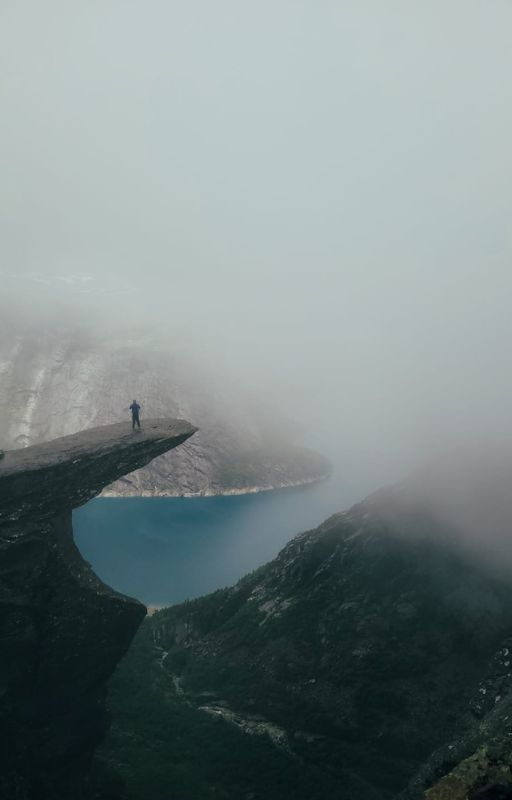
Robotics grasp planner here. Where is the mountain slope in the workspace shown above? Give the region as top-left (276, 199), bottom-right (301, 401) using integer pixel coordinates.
top-left (103, 449), bottom-right (512, 799)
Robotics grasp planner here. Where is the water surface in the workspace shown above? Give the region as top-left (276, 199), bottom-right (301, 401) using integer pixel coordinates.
top-left (74, 478), bottom-right (346, 607)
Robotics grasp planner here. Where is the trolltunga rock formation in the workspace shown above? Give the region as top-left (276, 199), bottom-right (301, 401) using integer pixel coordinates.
top-left (0, 419), bottom-right (196, 799)
top-left (0, 331), bottom-right (331, 497)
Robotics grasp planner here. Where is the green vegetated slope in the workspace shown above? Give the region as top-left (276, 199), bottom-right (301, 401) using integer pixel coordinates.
top-left (101, 623), bottom-right (344, 800)
top-left (101, 472), bottom-right (512, 800)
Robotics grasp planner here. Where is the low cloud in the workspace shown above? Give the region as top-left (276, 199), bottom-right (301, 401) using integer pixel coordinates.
top-left (1, 0), bottom-right (511, 508)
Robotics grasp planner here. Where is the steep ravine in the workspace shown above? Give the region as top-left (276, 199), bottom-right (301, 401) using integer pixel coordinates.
top-left (0, 419), bottom-right (196, 800)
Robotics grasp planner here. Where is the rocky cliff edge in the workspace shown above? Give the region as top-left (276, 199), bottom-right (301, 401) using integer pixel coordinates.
top-left (0, 419), bottom-right (196, 799)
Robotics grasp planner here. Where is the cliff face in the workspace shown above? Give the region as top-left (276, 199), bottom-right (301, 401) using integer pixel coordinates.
top-left (0, 419), bottom-right (196, 799)
top-left (0, 330), bottom-right (330, 496)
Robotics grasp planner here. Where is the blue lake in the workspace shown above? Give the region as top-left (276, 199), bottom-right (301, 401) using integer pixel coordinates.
top-left (73, 477), bottom-right (349, 607)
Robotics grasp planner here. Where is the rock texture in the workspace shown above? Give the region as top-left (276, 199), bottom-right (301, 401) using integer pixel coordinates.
top-left (0, 419), bottom-right (196, 799)
top-left (0, 329), bottom-right (330, 496)
top-left (118, 450), bottom-right (512, 799)
top-left (397, 636), bottom-right (512, 799)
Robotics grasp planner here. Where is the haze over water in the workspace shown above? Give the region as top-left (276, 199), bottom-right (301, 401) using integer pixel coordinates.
top-left (4, 2), bottom-right (512, 586)
top-left (3, 1), bottom-right (512, 501)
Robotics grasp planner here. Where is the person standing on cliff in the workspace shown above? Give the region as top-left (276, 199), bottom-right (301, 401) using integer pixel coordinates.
top-left (130, 400), bottom-right (141, 430)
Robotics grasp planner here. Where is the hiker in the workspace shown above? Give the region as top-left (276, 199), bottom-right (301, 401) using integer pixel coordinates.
top-left (130, 400), bottom-right (141, 430)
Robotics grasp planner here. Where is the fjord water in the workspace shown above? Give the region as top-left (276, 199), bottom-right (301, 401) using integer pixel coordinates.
top-left (74, 478), bottom-right (345, 607)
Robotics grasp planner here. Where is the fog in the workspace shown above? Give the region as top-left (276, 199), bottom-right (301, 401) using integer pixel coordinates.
top-left (2, 1), bottom-right (512, 500)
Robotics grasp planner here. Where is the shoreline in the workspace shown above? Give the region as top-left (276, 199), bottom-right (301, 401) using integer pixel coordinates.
top-left (101, 472), bottom-right (332, 499)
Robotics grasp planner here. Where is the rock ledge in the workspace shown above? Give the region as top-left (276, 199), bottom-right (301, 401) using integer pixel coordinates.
top-left (0, 418), bottom-right (196, 799)
top-left (0, 418), bottom-right (197, 522)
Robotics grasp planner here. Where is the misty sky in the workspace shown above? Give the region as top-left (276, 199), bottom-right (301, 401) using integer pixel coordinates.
top-left (1, 1), bottom-right (512, 486)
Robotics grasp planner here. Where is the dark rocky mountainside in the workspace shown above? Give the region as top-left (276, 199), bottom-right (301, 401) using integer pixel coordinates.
top-left (0, 329), bottom-right (330, 496)
top-left (0, 419), bottom-right (195, 800)
top-left (397, 656), bottom-right (512, 800)
top-left (110, 448), bottom-right (512, 799)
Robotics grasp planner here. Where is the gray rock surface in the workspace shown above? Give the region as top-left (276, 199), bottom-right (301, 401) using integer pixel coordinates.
top-left (0, 418), bottom-right (197, 523)
top-left (0, 329), bottom-right (330, 496)
top-left (0, 418), bottom-right (195, 799)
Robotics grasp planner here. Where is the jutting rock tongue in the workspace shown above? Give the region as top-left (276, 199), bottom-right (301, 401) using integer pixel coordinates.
top-left (0, 418), bottom-right (197, 523)
top-left (0, 419), bottom-right (197, 799)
